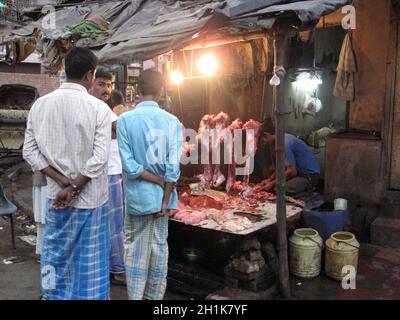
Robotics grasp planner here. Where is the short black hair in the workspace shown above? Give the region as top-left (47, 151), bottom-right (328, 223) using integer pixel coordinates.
top-left (260, 118), bottom-right (275, 135)
top-left (111, 89), bottom-right (124, 107)
top-left (138, 69), bottom-right (163, 96)
top-left (95, 68), bottom-right (112, 81)
top-left (65, 47), bottom-right (98, 80)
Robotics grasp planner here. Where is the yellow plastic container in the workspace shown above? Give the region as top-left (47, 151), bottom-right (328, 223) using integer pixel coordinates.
top-left (325, 232), bottom-right (360, 281)
top-left (289, 228), bottom-right (323, 278)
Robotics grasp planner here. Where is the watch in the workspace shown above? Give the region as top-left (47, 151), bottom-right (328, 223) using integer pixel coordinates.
top-left (69, 180), bottom-right (79, 191)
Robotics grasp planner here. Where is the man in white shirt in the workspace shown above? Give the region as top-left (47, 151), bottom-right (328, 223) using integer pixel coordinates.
top-left (90, 71), bottom-right (126, 286)
top-left (23, 47), bottom-right (112, 300)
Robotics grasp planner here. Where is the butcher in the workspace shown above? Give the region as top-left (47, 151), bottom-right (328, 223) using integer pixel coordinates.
top-left (257, 119), bottom-right (320, 196)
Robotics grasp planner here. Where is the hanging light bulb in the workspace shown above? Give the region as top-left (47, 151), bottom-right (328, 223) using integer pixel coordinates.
top-left (169, 70), bottom-right (184, 85)
top-left (198, 54), bottom-right (218, 76)
top-left (269, 73), bottom-right (281, 86)
top-left (294, 72), bottom-right (322, 91)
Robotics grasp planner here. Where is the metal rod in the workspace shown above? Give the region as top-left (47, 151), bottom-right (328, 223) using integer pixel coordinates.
top-left (10, 214), bottom-right (16, 250)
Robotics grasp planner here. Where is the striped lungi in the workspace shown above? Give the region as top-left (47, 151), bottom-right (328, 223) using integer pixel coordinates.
top-left (41, 199), bottom-right (110, 300)
top-left (107, 174), bottom-right (125, 274)
top-left (124, 213), bottom-right (169, 300)
top-left (32, 185), bottom-right (48, 255)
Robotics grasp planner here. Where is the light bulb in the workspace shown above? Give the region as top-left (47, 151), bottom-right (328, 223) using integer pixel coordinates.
top-left (170, 70), bottom-right (184, 85)
top-left (269, 74), bottom-right (281, 86)
top-left (198, 54), bottom-right (218, 76)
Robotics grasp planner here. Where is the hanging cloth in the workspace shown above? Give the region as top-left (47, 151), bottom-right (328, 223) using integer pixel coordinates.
top-left (333, 33), bottom-right (357, 101)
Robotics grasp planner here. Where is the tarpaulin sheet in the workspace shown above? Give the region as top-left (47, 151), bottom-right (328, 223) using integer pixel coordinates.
top-left (2, 0), bottom-right (351, 63)
top-left (97, 0), bottom-right (351, 64)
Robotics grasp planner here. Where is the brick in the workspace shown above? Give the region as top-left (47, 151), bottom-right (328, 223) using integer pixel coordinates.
top-left (0, 72), bottom-right (59, 96)
top-left (371, 217), bottom-right (400, 248)
top-left (247, 250), bottom-right (263, 261)
top-left (241, 237), bottom-right (261, 251)
top-left (225, 277), bottom-right (239, 289)
top-left (231, 257), bottom-right (265, 274)
top-left (262, 243), bottom-right (279, 275)
top-left (241, 279), bottom-right (259, 292)
top-left (225, 265), bottom-right (266, 281)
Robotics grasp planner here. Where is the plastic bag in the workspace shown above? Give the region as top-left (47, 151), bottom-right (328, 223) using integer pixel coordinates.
top-left (303, 94), bottom-right (322, 116)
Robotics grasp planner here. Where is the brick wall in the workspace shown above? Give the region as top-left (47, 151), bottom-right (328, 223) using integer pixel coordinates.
top-left (0, 72), bottom-right (60, 96)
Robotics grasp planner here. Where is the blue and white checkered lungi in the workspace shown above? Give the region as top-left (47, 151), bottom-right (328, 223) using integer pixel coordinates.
top-left (124, 213), bottom-right (169, 300)
top-left (108, 174), bottom-right (125, 274)
top-left (41, 199), bottom-right (110, 300)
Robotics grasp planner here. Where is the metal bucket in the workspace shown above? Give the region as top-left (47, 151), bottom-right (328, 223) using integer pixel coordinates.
top-left (334, 198), bottom-right (348, 211)
top-left (289, 228), bottom-right (323, 278)
top-left (325, 231), bottom-right (360, 281)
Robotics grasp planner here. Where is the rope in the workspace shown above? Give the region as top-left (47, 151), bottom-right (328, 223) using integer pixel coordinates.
top-left (304, 236), bottom-right (323, 249)
top-left (335, 240), bottom-right (360, 250)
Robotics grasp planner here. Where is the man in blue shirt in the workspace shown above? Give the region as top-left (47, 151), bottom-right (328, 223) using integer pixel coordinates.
top-left (258, 119), bottom-right (320, 195)
top-left (117, 69), bottom-right (182, 300)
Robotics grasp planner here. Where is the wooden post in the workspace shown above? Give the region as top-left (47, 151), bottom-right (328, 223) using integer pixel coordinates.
top-left (272, 33), bottom-right (291, 298)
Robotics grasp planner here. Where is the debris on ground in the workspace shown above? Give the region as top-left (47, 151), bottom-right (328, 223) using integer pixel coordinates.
top-left (2, 256), bottom-right (25, 264)
top-left (18, 235), bottom-right (36, 246)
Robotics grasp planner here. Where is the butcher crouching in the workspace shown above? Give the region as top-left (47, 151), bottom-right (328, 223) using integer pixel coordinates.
top-left (257, 119), bottom-right (320, 196)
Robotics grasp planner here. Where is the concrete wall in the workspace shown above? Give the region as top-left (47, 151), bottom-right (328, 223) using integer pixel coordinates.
top-left (349, 0), bottom-right (391, 132)
top-left (0, 72), bottom-right (60, 96)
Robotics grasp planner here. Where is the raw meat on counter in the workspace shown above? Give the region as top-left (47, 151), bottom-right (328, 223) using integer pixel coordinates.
top-left (189, 195), bottom-right (224, 210)
top-left (221, 217), bottom-right (252, 232)
top-left (171, 183), bottom-right (276, 231)
top-left (170, 209), bottom-right (208, 225)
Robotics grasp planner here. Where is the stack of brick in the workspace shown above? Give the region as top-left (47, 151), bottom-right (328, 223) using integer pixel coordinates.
top-left (224, 237), bottom-right (274, 292)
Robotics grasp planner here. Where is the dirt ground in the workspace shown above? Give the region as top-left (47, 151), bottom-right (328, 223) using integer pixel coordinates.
top-left (1, 157), bottom-right (400, 300)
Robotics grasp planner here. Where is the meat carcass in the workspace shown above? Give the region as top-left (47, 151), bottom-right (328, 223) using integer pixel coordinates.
top-left (211, 112), bottom-right (230, 187)
top-left (197, 115), bottom-right (215, 185)
top-left (226, 118), bottom-right (243, 193)
top-left (242, 119), bottom-right (262, 188)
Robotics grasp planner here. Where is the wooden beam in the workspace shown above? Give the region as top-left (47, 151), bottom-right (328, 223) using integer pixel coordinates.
top-left (316, 8), bottom-right (346, 28)
top-left (181, 32), bottom-right (266, 50)
top-left (272, 31), bottom-right (291, 299)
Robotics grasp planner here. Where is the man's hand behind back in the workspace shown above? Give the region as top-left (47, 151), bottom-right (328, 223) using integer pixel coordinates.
top-left (52, 186), bottom-right (80, 209)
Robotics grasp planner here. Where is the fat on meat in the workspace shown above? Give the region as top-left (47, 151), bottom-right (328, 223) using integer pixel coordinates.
top-left (197, 115), bottom-right (216, 185)
top-left (226, 118), bottom-right (243, 193)
top-left (242, 119), bottom-right (262, 187)
top-left (212, 112), bottom-right (230, 187)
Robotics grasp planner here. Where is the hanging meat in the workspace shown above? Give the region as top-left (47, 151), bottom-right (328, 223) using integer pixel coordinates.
top-left (197, 115), bottom-right (216, 185)
top-left (211, 112), bottom-right (230, 187)
top-left (226, 118), bottom-right (243, 193)
top-left (242, 119), bottom-right (262, 188)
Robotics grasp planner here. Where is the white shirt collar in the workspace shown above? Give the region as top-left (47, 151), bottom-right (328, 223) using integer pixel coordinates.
top-left (60, 82), bottom-right (88, 93)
